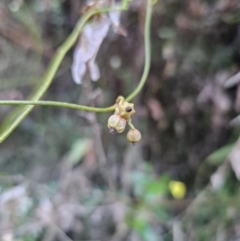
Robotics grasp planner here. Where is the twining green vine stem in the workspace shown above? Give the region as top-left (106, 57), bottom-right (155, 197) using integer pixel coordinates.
top-left (0, 100), bottom-right (113, 113)
top-left (126, 0), bottom-right (152, 101)
top-left (0, 0), bottom-right (152, 143)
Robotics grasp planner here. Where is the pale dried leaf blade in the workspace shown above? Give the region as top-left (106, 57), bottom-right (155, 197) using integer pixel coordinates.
top-left (224, 71), bottom-right (240, 88)
top-left (88, 58), bottom-right (100, 81)
top-left (83, 17), bottom-right (110, 59)
top-left (109, 10), bottom-right (127, 36)
top-left (109, 10), bottom-right (120, 26)
top-left (71, 47), bottom-right (87, 84)
top-left (173, 221), bottom-right (187, 241)
top-left (229, 138), bottom-right (240, 180)
top-left (210, 162), bottom-right (229, 190)
top-left (71, 17), bottom-right (110, 84)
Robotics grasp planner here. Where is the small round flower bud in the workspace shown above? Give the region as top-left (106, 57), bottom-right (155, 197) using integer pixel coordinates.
top-left (127, 128), bottom-right (141, 145)
top-left (107, 114), bottom-right (127, 133)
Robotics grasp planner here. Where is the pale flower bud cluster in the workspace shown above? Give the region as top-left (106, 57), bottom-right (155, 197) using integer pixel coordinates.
top-left (107, 97), bottom-right (141, 145)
